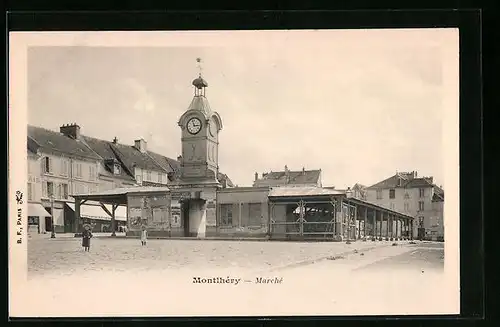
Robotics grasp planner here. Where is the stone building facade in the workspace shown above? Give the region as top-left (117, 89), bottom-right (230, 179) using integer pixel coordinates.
top-left (363, 171), bottom-right (445, 240)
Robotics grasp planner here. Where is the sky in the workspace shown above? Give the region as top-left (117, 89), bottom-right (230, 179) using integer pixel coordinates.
top-left (25, 29), bottom-right (457, 188)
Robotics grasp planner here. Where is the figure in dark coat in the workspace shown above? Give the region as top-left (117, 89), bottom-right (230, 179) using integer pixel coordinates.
top-left (82, 224), bottom-right (93, 252)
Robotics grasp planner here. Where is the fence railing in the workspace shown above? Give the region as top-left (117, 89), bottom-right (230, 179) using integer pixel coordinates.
top-left (270, 221), bottom-right (336, 236)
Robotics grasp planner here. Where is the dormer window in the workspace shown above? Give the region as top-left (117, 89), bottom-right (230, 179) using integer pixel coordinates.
top-left (114, 164), bottom-right (121, 175)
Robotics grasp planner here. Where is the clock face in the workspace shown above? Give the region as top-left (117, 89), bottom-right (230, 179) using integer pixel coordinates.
top-left (187, 117), bottom-right (202, 135)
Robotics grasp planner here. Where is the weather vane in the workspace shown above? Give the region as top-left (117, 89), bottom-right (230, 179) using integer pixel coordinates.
top-left (196, 57), bottom-right (203, 77)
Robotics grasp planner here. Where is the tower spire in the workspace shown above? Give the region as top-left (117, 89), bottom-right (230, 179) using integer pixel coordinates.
top-left (196, 57), bottom-right (203, 77)
top-left (192, 57), bottom-right (208, 97)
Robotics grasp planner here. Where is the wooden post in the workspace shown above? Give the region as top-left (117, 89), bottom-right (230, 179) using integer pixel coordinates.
top-left (390, 215), bottom-right (393, 240)
top-left (385, 212), bottom-right (390, 241)
top-left (410, 220), bottom-right (414, 240)
top-left (363, 208), bottom-right (367, 239)
top-left (74, 198), bottom-right (81, 235)
top-left (111, 204), bottom-right (117, 237)
top-left (337, 199), bottom-right (343, 240)
top-left (379, 211), bottom-right (382, 241)
top-left (357, 206), bottom-right (361, 239)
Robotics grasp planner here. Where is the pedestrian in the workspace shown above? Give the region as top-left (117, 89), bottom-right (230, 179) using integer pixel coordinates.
top-left (82, 223), bottom-right (93, 252)
top-left (140, 225), bottom-right (148, 246)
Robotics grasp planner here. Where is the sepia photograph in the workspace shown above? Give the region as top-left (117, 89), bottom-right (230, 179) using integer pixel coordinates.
top-left (9, 29), bottom-right (460, 317)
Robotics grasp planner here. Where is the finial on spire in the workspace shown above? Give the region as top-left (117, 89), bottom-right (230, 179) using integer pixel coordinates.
top-left (196, 57), bottom-right (203, 77)
top-left (192, 57), bottom-right (208, 96)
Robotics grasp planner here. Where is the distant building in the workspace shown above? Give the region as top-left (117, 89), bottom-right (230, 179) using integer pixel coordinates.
top-left (350, 183), bottom-right (367, 200)
top-left (253, 166), bottom-right (322, 188)
top-left (364, 171), bottom-right (444, 240)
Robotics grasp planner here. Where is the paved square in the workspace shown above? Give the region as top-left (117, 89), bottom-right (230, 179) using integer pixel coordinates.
top-left (28, 236), bottom-right (388, 277)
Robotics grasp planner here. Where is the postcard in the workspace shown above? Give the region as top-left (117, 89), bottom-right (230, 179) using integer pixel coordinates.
top-left (9, 29), bottom-right (460, 317)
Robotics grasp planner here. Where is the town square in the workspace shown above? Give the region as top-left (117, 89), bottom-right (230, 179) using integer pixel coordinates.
top-left (9, 29), bottom-right (459, 317)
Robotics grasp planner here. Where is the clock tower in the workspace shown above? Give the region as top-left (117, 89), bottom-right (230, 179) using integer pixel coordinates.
top-left (170, 59), bottom-right (223, 238)
top-left (177, 68), bottom-right (223, 185)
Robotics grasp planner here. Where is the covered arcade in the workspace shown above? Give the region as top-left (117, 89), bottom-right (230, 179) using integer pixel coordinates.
top-left (71, 187), bottom-right (171, 236)
top-left (268, 186), bottom-right (414, 241)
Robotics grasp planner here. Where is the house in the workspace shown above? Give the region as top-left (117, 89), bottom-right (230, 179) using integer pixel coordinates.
top-left (27, 148), bottom-right (51, 234)
top-left (27, 124), bottom-right (102, 233)
top-left (80, 135), bottom-right (138, 190)
top-left (253, 166), bottom-right (322, 188)
top-left (350, 183), bottom-right (367, 200)
top-left (364, 171), bottom-right (444, 241)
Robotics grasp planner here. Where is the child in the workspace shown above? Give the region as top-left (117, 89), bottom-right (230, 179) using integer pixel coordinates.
top-left (140, 225), bottom-right (148, 246)
top-left (82, 224), bottom-right (93, 252)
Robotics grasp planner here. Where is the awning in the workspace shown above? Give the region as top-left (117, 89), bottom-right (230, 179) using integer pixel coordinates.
top-left (66, 203), bottom-right (127, 221)
top-left (28, 203), bottom-right (51, 217)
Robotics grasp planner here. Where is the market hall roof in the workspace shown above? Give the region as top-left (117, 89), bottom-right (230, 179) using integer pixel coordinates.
top-left (269, 186), bottom-right (343, 197)
top-left (71, 186), bottom-right (172, 205)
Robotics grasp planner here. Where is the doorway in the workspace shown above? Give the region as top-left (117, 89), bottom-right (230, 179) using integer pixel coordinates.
top-left (182, 201), bottom-right (190, 237)
top-left (45, 216), bottom-right (53, 232)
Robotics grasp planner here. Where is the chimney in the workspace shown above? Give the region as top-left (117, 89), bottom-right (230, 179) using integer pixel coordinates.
top-left (254, 172), bottom-right (258, 181)
top-left (112, 137), bottom-right (118, 144)
top-left (60, 123), bottom-right (81, 139)
top-left (302, 167), bottom-right (306, 175)
top-left (134, 138), bottom-right (147, 153)
top-left (284, 165), bottom-right (290, 184)
top-left (414, 171), bottom-right (418, 178)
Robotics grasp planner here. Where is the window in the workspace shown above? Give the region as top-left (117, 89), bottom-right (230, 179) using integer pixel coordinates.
top-left (136, 175), bottom-right (142, 184)
top-left (27, 183), bottom-right (33, 201)
top-left (61, 160), bottom-right (69, 176)
top-left (418, 216), bottom-right (424, 227)
top-left (418, 201), bottom-right (425, 211)
top-left (404, 202), bottom-right (410, 212)
top-left (390, 203), bottom-right (395, 210)
top-left (27, 161), bottom-right (32, 175)
top-left (43, 157), bottom-right (52, 174)
top-left (389, 189), bottom-right (395, 199)
top-left (46, 182), bottom-right (54, 197)
top-left (74, 163), bottom-right (82, 178)
top-left (158, 173), bottom-right (163, 183)
top-left (89, 166), bottom-right (96, 181)
top-left (376, 190), bottom-right (382, 199)
top-left (404, 192), bottom-right (410, 199)
top-left (248, 203), bottom-right (262, 226)
top-left (60, 184), bottom-right (68, 199)
top-left (114, 164), bottom-right (121, 175)
top-left (419, 188), bottom-right (425, 198)
top-left (220, 204), bottom-right (233, 226)
top-left (147, 170), bottom-right (152, 181)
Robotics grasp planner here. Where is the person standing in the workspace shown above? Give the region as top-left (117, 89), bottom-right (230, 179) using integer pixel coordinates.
top-left (140, 225), bottom-right (148, 246)
top-left (82, 224), bottom-right (93, 252)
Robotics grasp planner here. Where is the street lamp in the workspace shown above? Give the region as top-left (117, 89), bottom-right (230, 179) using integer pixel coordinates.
top-left (50, 194), bottom-right (56, 238)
